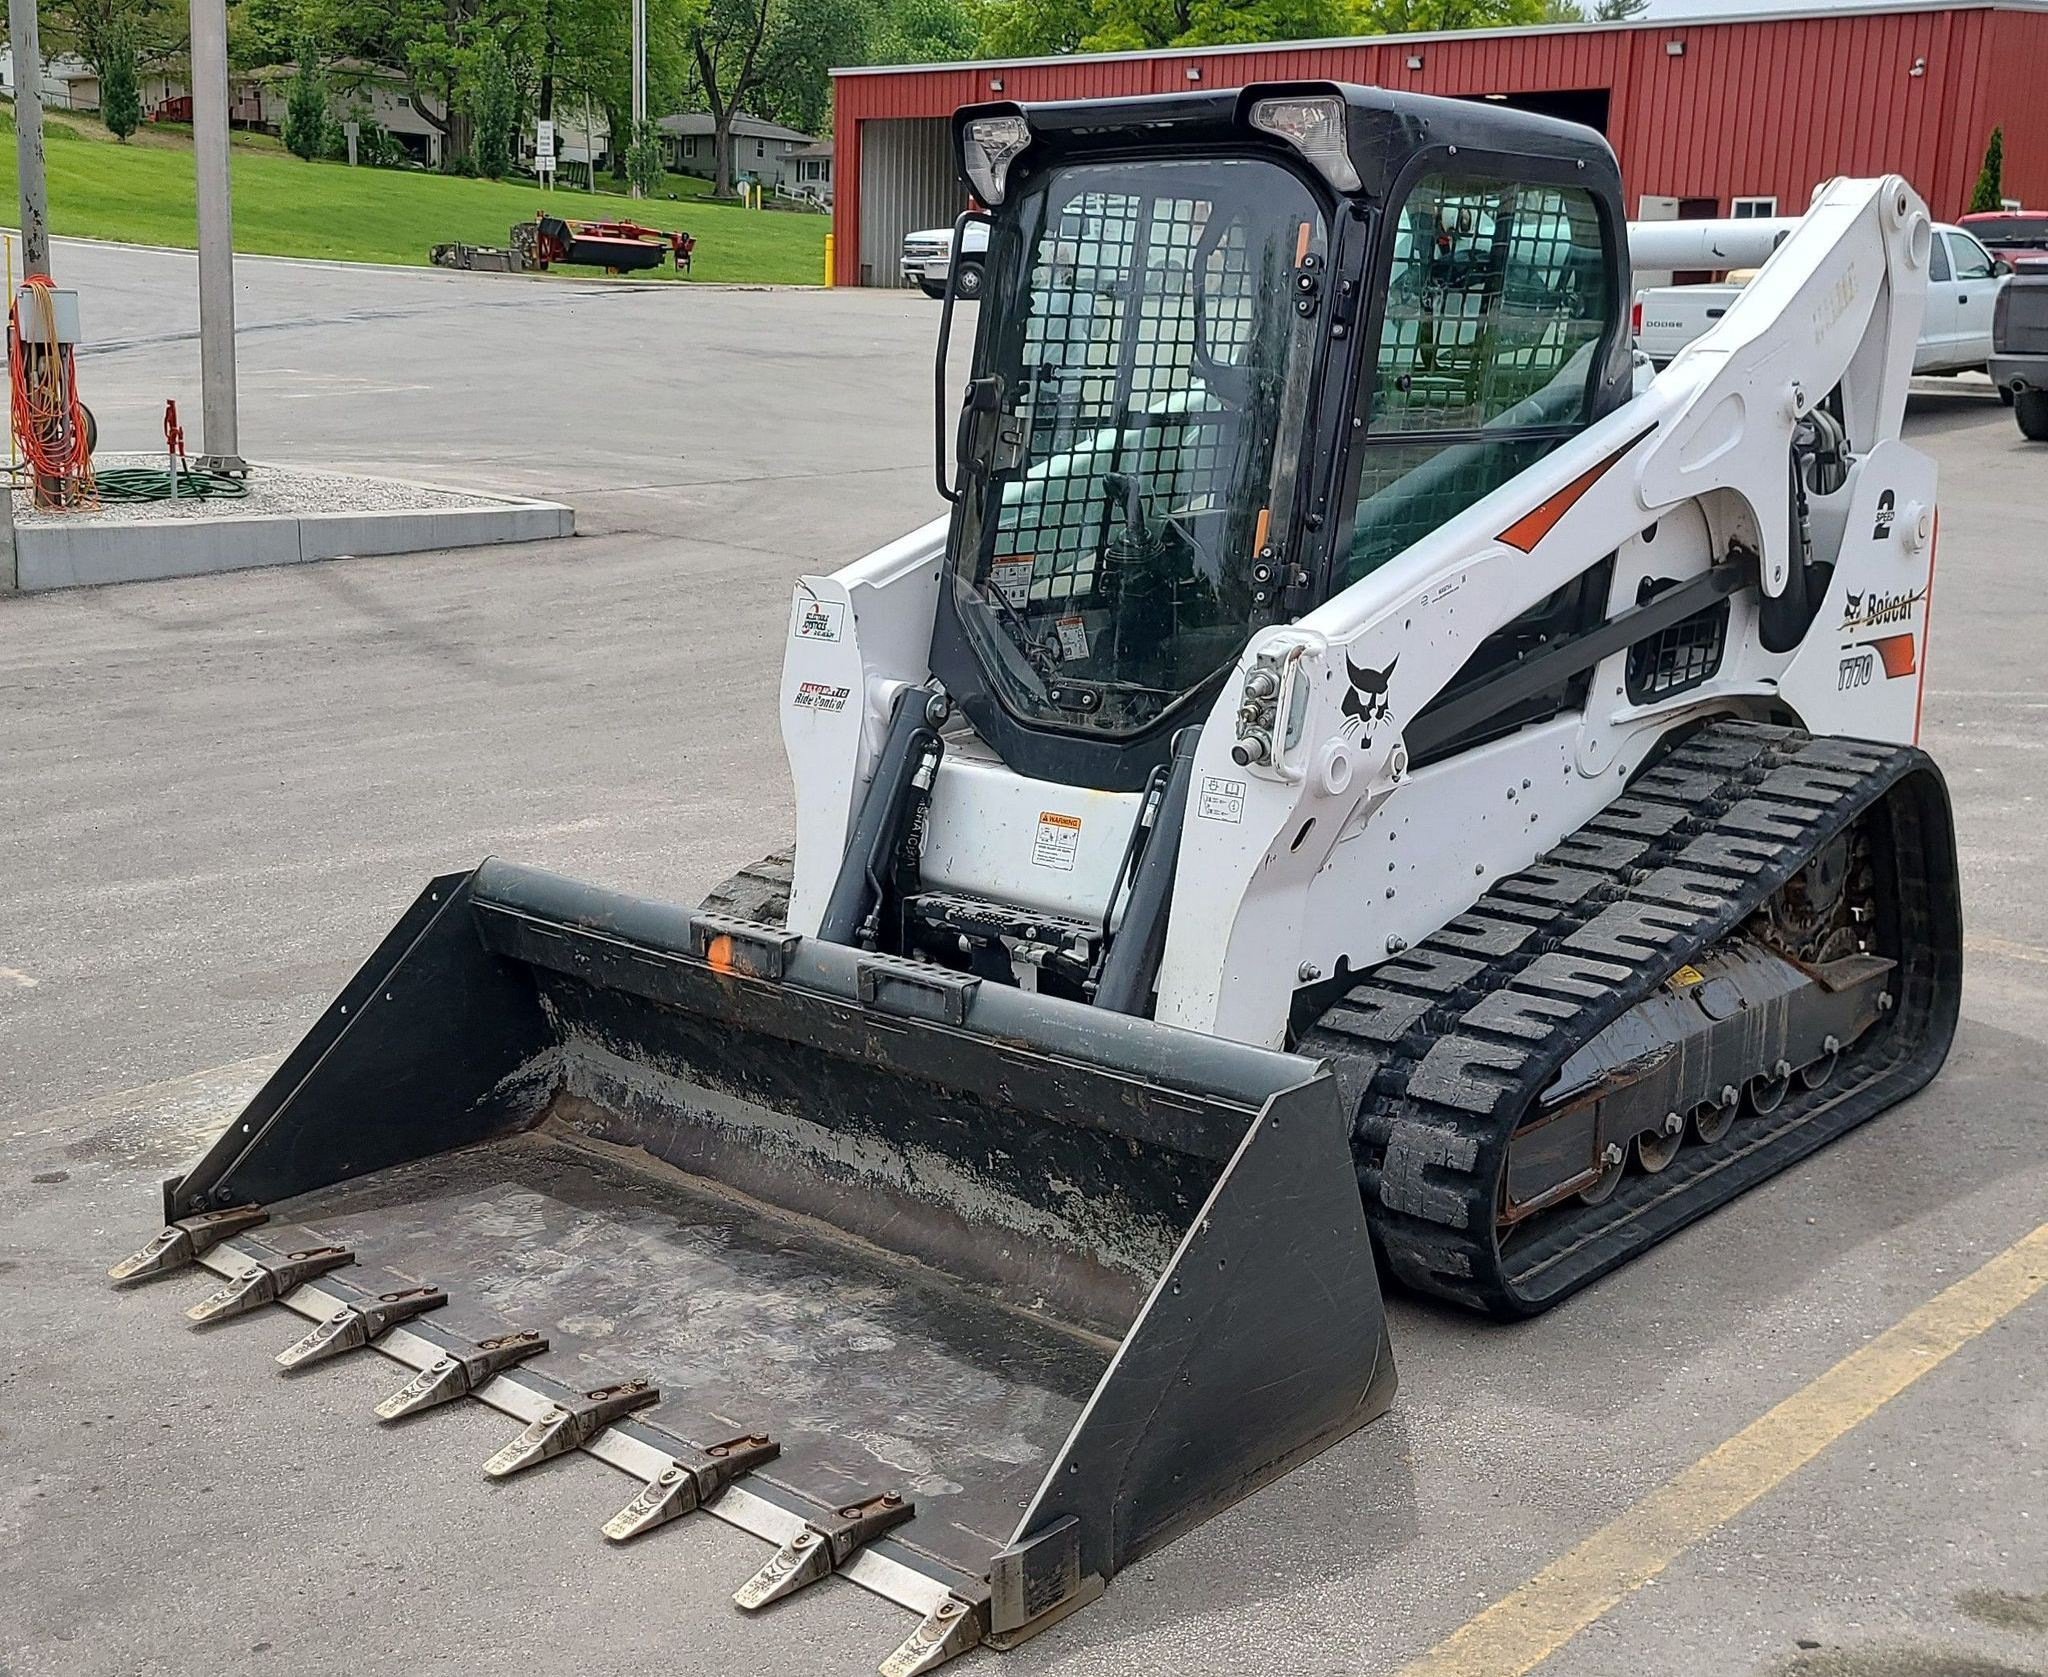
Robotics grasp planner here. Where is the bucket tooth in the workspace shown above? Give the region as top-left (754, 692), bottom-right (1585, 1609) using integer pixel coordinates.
top-left (110, 1205), bottom-right (268, 1283)
top-left (373, 1330), bottom-right (548, 1422)
top-left (879, 1595), bottom-right (990, 1677)
top-left (276, 1284), bottom-right (447, 1370)
top-left (602, 1432), bottom-right (779, 1543)
top-left (483, 1380), bottom-right (658, 1478)
top-left (185, 1245), bottom-right (354, 1325)
top-left (734, 1492), bottom-right (916, 1612)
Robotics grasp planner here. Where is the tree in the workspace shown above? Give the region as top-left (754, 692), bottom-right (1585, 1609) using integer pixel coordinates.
top-left (99, 25), bottom-right (141, 140)
top-left (627, 119), bottom-right (665, 193)
top-left (41, 0), bottom-right (172, 88)
top-left (472, 37), bottom-right (518, 177)
top-left (759, 0), bottom-right (867, 134)
top-left (690, 0), bottom-right (775, 196)
top-left (975, 0), bottom-right (1092, 57)
top-left (1970, 126), bottom-right (2005, 215)
top-left (1593, 0), bottom-right (1648, 18)
top-left (284, 40), bottom-right (330, 160)
top-left (877, 0), bottom-right (978, 61)
top-left (1356, 0), bottom-right (1561, 27)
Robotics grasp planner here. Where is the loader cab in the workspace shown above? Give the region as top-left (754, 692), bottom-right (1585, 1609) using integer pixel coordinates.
top-left (930, 83), bottom-right (1633, 792)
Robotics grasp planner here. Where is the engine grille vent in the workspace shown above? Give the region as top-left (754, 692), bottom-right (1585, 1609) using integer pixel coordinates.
top-left (1626, 587), bottom-right (1729, 704)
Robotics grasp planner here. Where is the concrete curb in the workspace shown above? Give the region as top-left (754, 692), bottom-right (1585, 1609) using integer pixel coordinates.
top-left (13, 490), bottom-right (575, 591)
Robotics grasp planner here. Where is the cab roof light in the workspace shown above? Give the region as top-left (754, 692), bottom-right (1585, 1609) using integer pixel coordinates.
top-left (1248, 95), bottom-right (1360, 194)
top-left (962, 114), bottom-right (1032, 206)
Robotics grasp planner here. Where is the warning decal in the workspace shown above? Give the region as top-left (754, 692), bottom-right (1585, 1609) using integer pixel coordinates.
top-left (1198, 777), bottom-right (1246, 824)
top-left (991, 558), bottom-right (1036, 607)
top-left (1032, 810), bottom-right (1082, 871)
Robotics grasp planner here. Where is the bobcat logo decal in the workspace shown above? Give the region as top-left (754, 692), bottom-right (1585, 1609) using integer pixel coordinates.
top-left (1342, 654), bottom-right (1398, 741)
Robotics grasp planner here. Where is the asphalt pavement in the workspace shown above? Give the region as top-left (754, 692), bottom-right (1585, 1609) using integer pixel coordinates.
top-left (1, 242), bottom-right (2043, 1677)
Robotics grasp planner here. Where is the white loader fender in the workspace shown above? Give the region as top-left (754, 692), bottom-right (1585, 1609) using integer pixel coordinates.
top-left (1156, 624), bottom-right (1410, 1047)
top-left (779, 518), bottom-right (947, 935)
top-left (1777, 438), bottom-right (1938, 748)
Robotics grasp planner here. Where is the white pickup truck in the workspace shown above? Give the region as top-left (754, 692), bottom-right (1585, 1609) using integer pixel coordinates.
top-left (901, 220), bottom-right (989, 298)
top-left (1636, 221), bottom-right (2014, 376)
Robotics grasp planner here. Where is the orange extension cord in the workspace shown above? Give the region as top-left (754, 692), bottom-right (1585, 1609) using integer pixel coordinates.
top-left (9, 274), bottom-right (96, 509)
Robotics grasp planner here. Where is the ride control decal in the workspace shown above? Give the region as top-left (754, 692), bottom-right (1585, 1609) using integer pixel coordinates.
top-left (791, 681), bottom-right (850, 713)
top-left (1032, 811), bottom-right (1081, 870)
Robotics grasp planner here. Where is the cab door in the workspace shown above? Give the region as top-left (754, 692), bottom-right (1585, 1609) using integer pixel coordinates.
top-left (1915, 231), bottom-right (1956, 371)
top-left (1945, 231), bottom-right (1999, 366)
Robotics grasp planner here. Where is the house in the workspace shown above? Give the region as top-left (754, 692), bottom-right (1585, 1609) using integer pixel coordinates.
top-left (658, 112), bottom-right (814, 186)
top-left (778, 139), bottom-right (832, 204)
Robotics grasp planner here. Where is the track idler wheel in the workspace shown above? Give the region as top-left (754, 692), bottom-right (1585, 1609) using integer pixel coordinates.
top-left (1747, 1060), bottom-right (1794, 1115)
top-left (1692, 1085), bottom-right (1739, 1144)
top-left (1580, 1142), bottom-right (1626, 1204)
top-left (1635, 1113), bottom-right (1685, 1174)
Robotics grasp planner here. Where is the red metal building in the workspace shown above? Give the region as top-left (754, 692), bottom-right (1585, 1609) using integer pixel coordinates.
top-left (830, 0), bottom-right (2048, 286)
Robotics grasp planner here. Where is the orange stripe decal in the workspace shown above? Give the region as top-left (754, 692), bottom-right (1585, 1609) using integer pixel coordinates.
top-left (1913, 510), bottom-right (1938, 747)
top-left (1497, 424), bottom-right (1657, 555)
top-left (1866, 633), bottom-right (1917, 679)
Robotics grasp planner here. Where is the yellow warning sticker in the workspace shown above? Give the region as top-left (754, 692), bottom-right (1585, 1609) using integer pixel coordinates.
top-left (1667, 964), bottom-right (1706, 989)
top-left (1032, 811), bottom-right (1082, 871)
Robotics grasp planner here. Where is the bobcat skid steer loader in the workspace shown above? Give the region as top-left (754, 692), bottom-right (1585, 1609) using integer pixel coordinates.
top-left (111, 85), bottom-right (1961, 1671)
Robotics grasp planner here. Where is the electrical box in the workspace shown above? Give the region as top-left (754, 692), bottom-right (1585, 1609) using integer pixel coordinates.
top-left (13, 287), bottom-right (82, 346)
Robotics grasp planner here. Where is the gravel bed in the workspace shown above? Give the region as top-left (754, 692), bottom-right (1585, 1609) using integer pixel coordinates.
top-left (13, 455), bottom-right (511, 524)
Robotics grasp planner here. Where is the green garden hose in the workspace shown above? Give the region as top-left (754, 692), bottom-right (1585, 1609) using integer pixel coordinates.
top-left (90, 465), bottom-right (250, 503)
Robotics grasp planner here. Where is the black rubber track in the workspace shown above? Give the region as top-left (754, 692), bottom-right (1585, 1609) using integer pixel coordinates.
top-left (1298, 720), bottom-right (1964, 1319)
top-left (698, 847), bottom-right (794, 927)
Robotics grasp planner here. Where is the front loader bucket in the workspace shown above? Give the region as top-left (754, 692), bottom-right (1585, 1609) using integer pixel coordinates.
top-left (122, 860), bottom-right (1394, 1668)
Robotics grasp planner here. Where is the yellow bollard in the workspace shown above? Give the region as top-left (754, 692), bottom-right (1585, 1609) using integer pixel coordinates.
top-left (824, 232), bottom-right (834, 288)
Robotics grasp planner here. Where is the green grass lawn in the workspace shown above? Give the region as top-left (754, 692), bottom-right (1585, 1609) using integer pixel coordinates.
top-left (0, 109), bottom-right (827, 284)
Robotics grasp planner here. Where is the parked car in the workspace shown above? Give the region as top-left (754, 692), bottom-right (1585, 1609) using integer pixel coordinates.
top-left (1990, 264), bottom-right (2048, 440)
top-left (1959, 209), bottom-right (2048, 268)
top-left (901, 219), bottom-right (988, 298)
top-left (1635, 222), bottom-right (2014, 380)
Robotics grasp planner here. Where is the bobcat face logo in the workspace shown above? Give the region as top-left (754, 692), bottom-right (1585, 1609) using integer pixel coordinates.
top-left (1342, 653), bottom-right (1397, 740)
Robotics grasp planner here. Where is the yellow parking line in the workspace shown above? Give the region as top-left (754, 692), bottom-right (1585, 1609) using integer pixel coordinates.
top-left (1397, 1222), bottom-right (2048, 1677)
top-left (1967, 933), bottom-right (2048, 967)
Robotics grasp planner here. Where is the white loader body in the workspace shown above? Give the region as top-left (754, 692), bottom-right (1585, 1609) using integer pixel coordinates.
top-left (783, 176), bottom-right (1938, 1048)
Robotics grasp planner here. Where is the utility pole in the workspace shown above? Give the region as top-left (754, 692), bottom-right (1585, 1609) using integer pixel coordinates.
top-left (10, 0), bottom-right (63, 512)
top-left (629, 0), bottom-right (646, 198)
top-left (6, 0), bottom-right (41, 578)
top-left (10, 0), bottom-right (52, 279)
top-left (189, 0), bottom-right (242, 470)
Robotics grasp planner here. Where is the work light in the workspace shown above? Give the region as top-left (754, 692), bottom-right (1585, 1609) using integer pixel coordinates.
top-left (1249, 95), bottom-right (1360, 193)
top-left (961, 114), bottom-right (1032, 205)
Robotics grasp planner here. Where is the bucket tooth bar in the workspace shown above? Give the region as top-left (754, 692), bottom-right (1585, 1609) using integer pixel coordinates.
top-left (601, 1427), bottom-right (781, 1543)
top-left (483, 1380), bottom-right (660, 1478)
top-left (275, 1282), bottom-right (448, 1370)
top-left (185, 1243), bottom-right (355, 1325)
top-left (881, 1594), bottom-right (992, 1677)
top-left (109, 1204), bottom-right (269, 1283)
top-left (373, 1329), bottom-right (549, 1421)
top-left (735, 1492), bottom-right (917, 1611)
